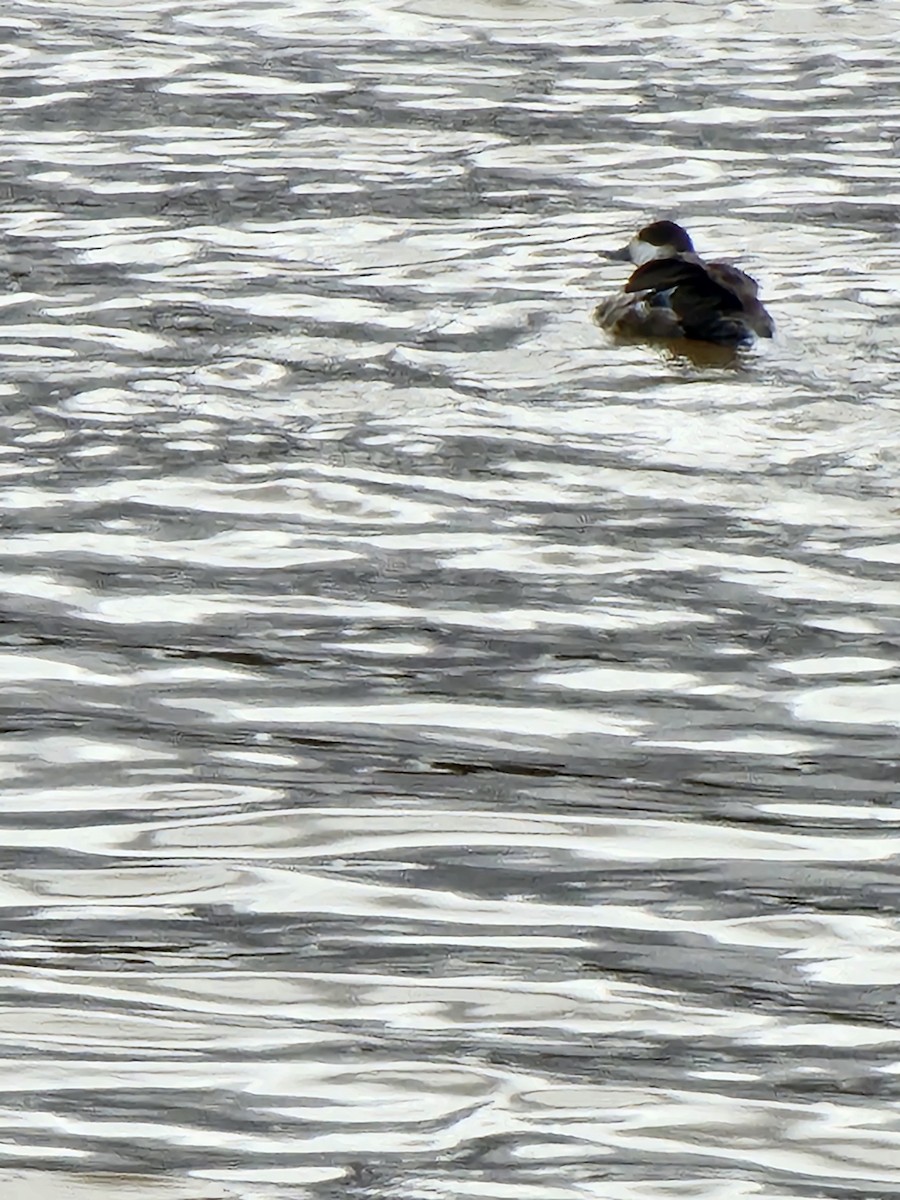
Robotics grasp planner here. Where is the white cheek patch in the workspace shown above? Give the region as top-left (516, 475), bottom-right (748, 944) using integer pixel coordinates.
top-left (630, 238), bottom-right (665, 265)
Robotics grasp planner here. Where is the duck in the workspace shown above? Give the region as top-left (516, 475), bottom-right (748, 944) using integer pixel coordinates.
top-left (594, 220), bottom-right (775, 348)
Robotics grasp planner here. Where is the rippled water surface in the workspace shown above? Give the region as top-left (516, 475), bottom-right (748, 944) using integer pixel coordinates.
top-left (3, 0), bottom-right (900, 1196)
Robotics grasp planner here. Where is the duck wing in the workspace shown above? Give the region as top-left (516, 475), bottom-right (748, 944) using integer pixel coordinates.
top-left (706, 262), bottom-right (759, 297)
top-left (708, 263), bottom-right (775, 337)
top-left (623, 259), bottom-right (745, 332)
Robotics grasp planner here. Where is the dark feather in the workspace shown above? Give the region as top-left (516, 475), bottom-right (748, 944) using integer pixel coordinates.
top-left (623, 258), bottom-right (752, 341)
top-left (624, 259), bottom-right (742, 311)
top-left (598, 221), bottom-right (774, 346)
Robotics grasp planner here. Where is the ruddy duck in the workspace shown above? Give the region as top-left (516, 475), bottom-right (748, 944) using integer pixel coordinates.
top-left (594, 220), bottom-right (774, 348)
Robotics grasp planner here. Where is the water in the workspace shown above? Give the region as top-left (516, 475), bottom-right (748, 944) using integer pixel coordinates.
top-left (2, 0), bottom-right (900, 1195)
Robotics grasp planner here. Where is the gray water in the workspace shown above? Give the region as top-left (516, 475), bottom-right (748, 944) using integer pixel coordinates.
top-left (3, 1), bottom-right (900, 1197)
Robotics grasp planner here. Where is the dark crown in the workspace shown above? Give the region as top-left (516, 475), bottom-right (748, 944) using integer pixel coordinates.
top-left (638, 221), bottom-right (694, 253)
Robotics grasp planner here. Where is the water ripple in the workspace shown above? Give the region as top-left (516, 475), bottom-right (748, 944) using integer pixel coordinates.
top-left (3, 0), bottom-right (900, 1194)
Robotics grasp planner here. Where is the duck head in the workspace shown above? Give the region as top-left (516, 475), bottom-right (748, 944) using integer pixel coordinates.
top-left (607, 220), bottom-right (696, 265)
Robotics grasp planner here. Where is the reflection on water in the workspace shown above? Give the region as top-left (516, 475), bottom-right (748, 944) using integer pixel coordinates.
top-left (3, 0), bottom-right (900, 1195)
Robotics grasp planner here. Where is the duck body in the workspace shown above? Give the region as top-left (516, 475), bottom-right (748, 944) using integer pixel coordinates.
top-left (594, 220), bottom-right (774, 348)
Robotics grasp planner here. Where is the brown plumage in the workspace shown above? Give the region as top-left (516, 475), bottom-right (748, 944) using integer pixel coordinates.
top-left (595, 222), bottom-right (774, 348)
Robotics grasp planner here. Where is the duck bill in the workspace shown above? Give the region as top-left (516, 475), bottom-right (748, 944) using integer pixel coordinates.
top-left (604, 244), bottom-right (633, 262)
